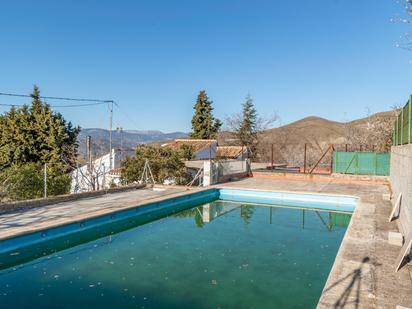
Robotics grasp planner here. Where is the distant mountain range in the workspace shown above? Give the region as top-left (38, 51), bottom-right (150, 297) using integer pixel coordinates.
top-left (77, 128), bottom-right (187, 160)
top-left (79, 110), bottom-right (397, 165)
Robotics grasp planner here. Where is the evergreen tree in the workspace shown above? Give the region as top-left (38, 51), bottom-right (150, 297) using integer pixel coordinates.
top-left (238, 94), bottom-right (258, 150)
top-left (0, 86), bottom-right (80, 173)
top-left (190, 90), bottom-right (222, 139)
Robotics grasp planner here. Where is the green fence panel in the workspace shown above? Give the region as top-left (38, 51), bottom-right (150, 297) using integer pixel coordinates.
top-left (393, 97), bottom-right (412, 146)
top-left (376, 153), bottom-right (390, 175)
top-left (331, 213), bottom-right (351, 227)
top-left (332, 152), bottom-right (390, 176)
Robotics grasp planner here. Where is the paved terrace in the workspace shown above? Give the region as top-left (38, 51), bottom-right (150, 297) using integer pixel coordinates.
top-left (0, 177), bottom-right (411, 308)
top-left (0, 187), bottom-right (194, 240)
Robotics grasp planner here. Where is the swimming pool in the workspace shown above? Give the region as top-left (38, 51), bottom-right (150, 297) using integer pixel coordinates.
top-left (0, 188), bottom-right (356, 308)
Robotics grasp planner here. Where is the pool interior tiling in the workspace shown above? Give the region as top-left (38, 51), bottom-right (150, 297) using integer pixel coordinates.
top-left (0, 197), bottom-right (351, 309)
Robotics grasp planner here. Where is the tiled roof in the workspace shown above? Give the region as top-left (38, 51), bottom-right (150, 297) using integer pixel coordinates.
top-left (216, 146), bottom-right (246, 158)
top-left (162, 139), bottom-right (217, 153)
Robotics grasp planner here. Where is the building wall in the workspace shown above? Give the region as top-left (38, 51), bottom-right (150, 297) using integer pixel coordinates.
top-left (71, 149), bottom-right (135, 193)
top-left (194, 143), bottom-right (217, 160)
top-left (390, 145), bottom-right (412, 235)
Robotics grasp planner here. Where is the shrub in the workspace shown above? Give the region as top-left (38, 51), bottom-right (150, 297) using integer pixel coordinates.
top-left (121, 145), bottom-right (191, 185)
top-left (0, 163), bottom-right (71, 201)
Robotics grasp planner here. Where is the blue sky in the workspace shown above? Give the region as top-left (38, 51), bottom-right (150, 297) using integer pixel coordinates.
top-left (0, 0), bottom-right (411, 132)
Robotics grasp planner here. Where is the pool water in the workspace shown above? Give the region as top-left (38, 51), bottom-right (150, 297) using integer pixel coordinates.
top-left (0, 200), bottom-right (351, 308)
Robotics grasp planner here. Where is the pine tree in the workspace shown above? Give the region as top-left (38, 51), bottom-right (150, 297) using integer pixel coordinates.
top-left (234, 94), bottom-right (258, 156)
top-left (0, 86), bottom-right (80, 173)
top-left (190, 90), bottom-right (221, 139)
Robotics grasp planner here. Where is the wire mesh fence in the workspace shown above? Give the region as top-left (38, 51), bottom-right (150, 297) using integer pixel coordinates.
top-left (261, 142), bottom-right (384, 175)
top-left (0, 149), bottom-right (138, 203)
top-left (393, 97), bottom-right (412, 146)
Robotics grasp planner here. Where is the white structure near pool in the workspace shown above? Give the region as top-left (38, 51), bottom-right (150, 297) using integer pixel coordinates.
top-left (71, 148), bottom-right (135, 193)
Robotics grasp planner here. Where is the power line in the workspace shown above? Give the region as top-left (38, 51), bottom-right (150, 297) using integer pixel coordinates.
top-left (0, 91), bottom-right (118, 163)
top-left (52, 102), bottom-right (108, 107)
top-left (114, 103), bottom-right (140, 129)
top-left (0, 92), bottom-right (113, 103)
top-left (0, 102), bottom-right (108, 108)
top-left (0, 91), bottom-right (115, 108)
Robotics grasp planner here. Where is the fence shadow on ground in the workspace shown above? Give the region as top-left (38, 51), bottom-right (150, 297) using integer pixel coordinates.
top-left (321, 257), bottom-right (380, 309)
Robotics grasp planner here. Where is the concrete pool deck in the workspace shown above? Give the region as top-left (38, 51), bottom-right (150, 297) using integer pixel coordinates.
top-left (219, 178), bottom-right (412, 309)
top-left (0, 177), bottom-right (411, 308)
top-left (0, 186), bottom-right (198, 240)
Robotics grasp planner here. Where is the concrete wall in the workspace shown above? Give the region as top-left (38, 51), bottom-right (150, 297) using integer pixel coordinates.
top-left (194, 143), bottom-right (217, 160)
top-left (202, 160), bottom-right (250, 186)
top-left (71, 149), bottom-right (135, 193)
top-left (390, 145), bottom-right (412, 235)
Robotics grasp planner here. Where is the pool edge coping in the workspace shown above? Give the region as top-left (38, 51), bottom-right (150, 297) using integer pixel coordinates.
top-left (0, 184), bottom-right (361, 308)
top-left (0, 187), bottom-right (210, 242)
top-left (0, 186), bottom-right (358, 242)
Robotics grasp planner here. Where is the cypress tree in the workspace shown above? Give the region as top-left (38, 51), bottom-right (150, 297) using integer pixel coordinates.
top-left (190, 90), bottom-right (221, 139)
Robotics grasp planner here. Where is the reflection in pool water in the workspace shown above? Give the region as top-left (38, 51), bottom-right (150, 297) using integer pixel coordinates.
top-left (0, 201), bottom-right (351, 309)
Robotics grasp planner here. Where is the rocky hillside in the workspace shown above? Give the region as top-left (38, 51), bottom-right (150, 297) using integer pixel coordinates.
top-left (220, 110), bottom-right (397, 166)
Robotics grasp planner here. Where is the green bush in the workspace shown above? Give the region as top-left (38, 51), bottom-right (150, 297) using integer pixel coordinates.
top-left (0, 163), bottom-right (71, 201)
top-left (121, 145), bottom-right (191, 185)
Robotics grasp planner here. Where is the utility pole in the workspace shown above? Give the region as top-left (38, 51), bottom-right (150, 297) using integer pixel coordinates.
top-left (117, 126), bottom-right (123, 163)
top-left (108, 100), bottom-right (114, 170)
top-left (86, 135), bottom-right (92, 172)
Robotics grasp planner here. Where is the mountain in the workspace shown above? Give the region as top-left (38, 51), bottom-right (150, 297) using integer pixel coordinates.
top-left (77, 128), bottom-right (187, 160)
top-left (219, 110), bottom-right (397, 165)
top-left (78, 110), bottom-right (397, 166)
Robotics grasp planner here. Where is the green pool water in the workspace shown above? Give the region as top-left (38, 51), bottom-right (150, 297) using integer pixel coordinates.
top-left (0, 201), bottom-right (350, 308)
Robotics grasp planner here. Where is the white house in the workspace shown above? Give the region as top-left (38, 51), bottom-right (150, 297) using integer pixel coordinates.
top-left (71, 148), bottom-right (135, 193)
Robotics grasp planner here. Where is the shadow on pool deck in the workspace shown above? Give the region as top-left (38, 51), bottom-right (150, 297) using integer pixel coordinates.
top-left (322, 257), bottom-right (372, 309)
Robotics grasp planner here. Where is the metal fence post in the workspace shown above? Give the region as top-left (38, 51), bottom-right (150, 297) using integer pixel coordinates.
top-left (356, 152), bottom-right (359, 174)
top-left (271, 144), bottom-right (274, 170)
top-left (330, 150), bottom-right (334, 174)
top-left (374, 152), bottom-right (378, 175)
top-left (303, 143), bottom-right (307, 173)
top-left (102, 163), bottom-right (106, 189)
top-left (396, 117), bottom-right (399, 146)
top-left (401, 108), bottom-right (404, 145)
top-left (393, 123), bottom-right (396, 146)
top-left (409, 97), bottom-right (412, 144)
top-left (43, 163), bottom-right (47, 198)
